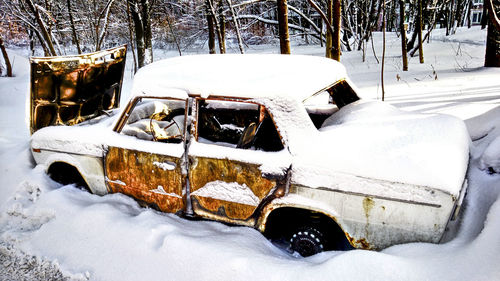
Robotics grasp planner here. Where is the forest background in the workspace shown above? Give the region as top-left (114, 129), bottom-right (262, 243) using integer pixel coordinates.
top-left (0, 0), bottom-right (499, 78)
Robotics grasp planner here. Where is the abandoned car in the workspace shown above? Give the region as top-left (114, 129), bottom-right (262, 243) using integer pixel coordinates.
top-left (29, 48), bottom-right (470, 257)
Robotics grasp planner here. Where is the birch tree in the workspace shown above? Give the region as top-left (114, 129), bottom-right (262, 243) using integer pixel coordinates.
top-left (226, 0), bottom-right (245, 53)
top-left (129, 0), bottom-right (153, 67)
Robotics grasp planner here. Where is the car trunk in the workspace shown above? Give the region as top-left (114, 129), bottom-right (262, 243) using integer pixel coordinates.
top-left (29, 45), bottom-right (127, 133)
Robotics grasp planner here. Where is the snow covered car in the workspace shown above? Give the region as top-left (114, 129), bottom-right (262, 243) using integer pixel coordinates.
top-left (29, 51), bottom-right (470, 257)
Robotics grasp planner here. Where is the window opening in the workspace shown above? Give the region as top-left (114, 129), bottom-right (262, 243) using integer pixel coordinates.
top-left (120, 98), bottom-right (186, 143)
top-left (196, 99), bottom-right (283, 151)
top-left (305, 80), bottom-right (360, 129)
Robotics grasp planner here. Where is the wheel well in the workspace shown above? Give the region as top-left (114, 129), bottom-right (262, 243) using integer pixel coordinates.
top-left (47, 162), bottom-right (91, 192)
top-left (263, 207), bottom-right (353, 251)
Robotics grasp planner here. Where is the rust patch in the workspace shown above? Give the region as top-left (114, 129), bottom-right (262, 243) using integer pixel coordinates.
top-left (105, 146), bottom-right (185, 213)
top-left (363, 197), bottom-right (375, 215)
top-left (189, 156), bottom-right (277, 221)
top-left (192, 196), bottom-right (256, 220)
top-left (363, 197), bottom-right (375, 238)
top-left (344, 231), bottom-right (373, 250)
top-left (30, 45), bottom-right (127, 133)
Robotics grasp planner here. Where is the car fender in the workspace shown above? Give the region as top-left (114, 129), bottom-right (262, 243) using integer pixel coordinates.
top-left (33, 149), bottom-right (107, 195)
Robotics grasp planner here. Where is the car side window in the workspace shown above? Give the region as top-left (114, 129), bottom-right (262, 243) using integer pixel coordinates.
top-left (196, 99), bottom-right (284, 152)
top-left (121, 98), bottom-right (187, 143)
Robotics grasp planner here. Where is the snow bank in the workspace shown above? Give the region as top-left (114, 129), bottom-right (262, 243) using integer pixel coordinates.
top-left (465, 106), bottom-right (500, 173)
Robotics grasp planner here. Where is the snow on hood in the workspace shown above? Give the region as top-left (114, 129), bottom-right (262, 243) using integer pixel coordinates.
top-left (291, 100), bottom-right (470, 197)
top-left (30, 111), bottom-right (185, 159)
top-left (30, 112), bottom-right (119, 157)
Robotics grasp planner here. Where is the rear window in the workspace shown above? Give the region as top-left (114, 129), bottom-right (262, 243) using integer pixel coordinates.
top-left (304, 80), bottom-right (360, 129)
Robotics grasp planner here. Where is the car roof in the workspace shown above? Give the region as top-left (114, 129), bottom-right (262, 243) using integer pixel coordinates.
top-left (130, 54), bottom-right (349, 102)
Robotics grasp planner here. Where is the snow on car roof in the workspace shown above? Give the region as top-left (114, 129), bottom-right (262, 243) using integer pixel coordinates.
top-left (130, 54), bottom-right (348, 101)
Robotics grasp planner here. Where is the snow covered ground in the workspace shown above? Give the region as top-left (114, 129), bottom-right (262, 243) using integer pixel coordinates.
top-left (1, 26), bottom-right (500, 280)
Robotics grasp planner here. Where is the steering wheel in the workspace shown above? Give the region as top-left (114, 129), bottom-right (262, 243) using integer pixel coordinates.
top-left (237, 122), bottom-right (258, 149)
top-left (149, 112), bottom-right (183, 142)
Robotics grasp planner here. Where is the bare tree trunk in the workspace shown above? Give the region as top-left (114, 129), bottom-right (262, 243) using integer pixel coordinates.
top-left (448, 0), bottom-right (456, 35)
top-left (226, 0), bottom-right (245, 53)
top-left (67, 0), bottom-right (81, 54)
top-left (341, 0), bottom-right (352, 52)
top-left (0, 36), bottom-right (13, 77)
top-left (31, 25), bottom-right (51, 56)
top-left (29, 28), bottom-right (35, 56)
top-left (126, 0), bottom-right (138, 73)
top-left (218, 0), bottom-right (226, 54)
top-left (277, 0), bottom-right (291, 54)
top-left (332, 0), bottom-right (341, 61)
top-left (129, 0), bottom-right (153, 68)
top-left (407, 25), bottom-right (418, 50)
top-left (482, 0), bottom-right (489, 28)
top-left (381, 0), bottom-right (386, 101)
top-left (206, 0), bottom-right (226, 53)
top-left (96, 0), bottom-right (116, 51)
top-left (326, 0), bottom-right (333, 58)
top-left (399, 0), bottom-right (408, 71)
top-left (207, 3), bottom-right (216, 54)
top-left (130, 0), bottom-right (145, 67)
top-left (141, 0), bottom-right (153, 64)
top-left (370, 32), bottom-right (379, 63)
top-left (24, 0), bottom-right (57, 56)
top-left (417, 0), bottom-right (424, 63)
top-left (466, 0), bottom-right (472, 28)
top-left (320, 19), bottom-right (323, 47)
top-left (486, 0), bottom-right (500, 30)
top-left (485, 0), bottom-right (500, 67)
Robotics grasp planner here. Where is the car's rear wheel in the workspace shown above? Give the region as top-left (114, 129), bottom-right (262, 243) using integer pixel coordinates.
top-left (289, 226), bottom-right (326, 257)
top-left (264, 208), bottom-right (354, 257)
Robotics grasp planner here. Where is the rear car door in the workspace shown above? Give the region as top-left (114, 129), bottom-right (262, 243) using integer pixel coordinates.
top-left (104, 97), bottom-right (189, 214)
top-left (188, 98), bottom-right (290, 224)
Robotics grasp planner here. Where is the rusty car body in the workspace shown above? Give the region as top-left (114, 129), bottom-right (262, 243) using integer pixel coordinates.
top-left (30, 45), bottom-right (127, 133)
top-left (29, 53), bottom-right (469, 257)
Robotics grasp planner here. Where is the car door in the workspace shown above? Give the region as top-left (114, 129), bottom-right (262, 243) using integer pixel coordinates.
top-left (188, 98), bottom-right (290, 225)
top-left (104, 97), bottom-right (189, 214)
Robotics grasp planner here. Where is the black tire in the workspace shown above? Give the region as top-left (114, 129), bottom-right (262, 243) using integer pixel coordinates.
top-left (289, 226), bottom-right (326, 257)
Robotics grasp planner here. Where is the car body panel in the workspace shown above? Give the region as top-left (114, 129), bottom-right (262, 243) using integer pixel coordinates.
top-left (188, 151), bottom-right (284, 223)
top-left (256, 180), bottom-right (457, 250)
top-left (105, 146), bottom-right (186, 213)
top-left (31, 148), bottom-right (107, 195)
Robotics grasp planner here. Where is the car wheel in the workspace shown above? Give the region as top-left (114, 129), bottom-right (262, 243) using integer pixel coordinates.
top-left (289, 226), bottom-right (326, 257)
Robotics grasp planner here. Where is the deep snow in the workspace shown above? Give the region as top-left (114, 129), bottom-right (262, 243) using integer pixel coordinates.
top-left (1, 26), bottom-right (500, 281)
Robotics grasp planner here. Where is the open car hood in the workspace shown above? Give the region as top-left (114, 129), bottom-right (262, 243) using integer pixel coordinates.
top-left (30, 45), bottom-right (127, 133)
